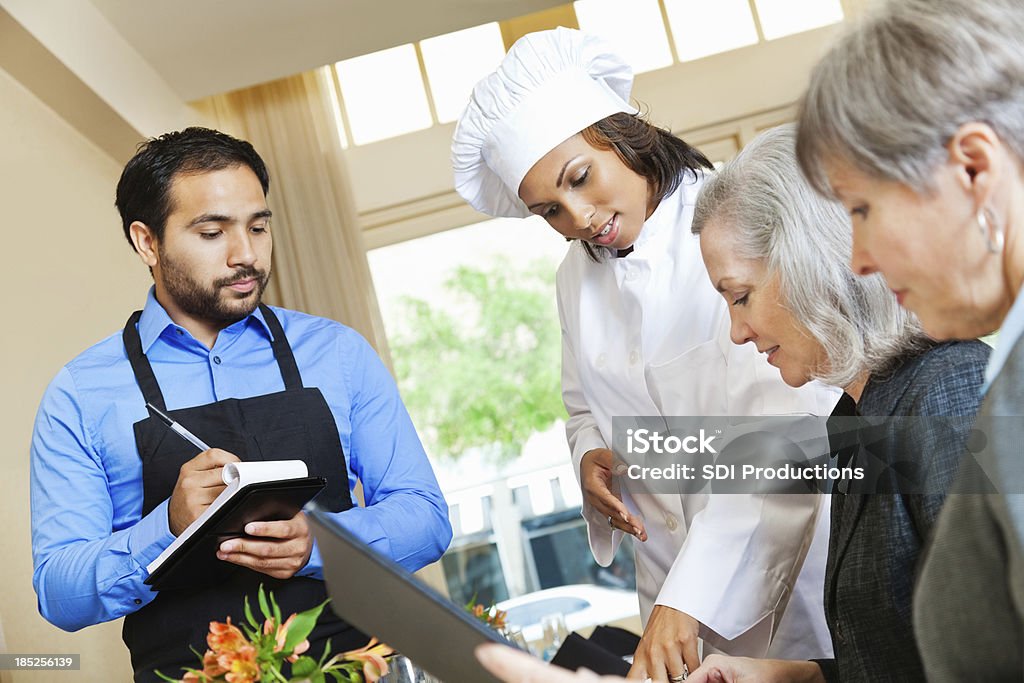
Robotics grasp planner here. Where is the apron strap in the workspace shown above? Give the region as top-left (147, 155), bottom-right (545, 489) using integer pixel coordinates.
top-left (122, 310), bottom-right (167, 410)
top-left (122, 305), bottom-right (306, 410)
top-left (258, 304), bottom-right (304, 391)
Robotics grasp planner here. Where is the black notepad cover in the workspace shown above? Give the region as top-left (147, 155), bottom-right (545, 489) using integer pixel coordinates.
top-left (145, 477), bottom-right (326, 591)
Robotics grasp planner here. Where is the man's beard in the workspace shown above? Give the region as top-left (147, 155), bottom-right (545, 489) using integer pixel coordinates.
top-left (159, 247), bottom-right (270, 327)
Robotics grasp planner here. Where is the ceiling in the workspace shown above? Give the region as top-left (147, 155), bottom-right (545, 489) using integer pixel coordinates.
top-left (89, 0), bottom-right (567, 101)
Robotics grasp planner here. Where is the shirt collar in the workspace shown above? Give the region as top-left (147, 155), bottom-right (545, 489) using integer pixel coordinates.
top-left (983, 291), bottom-right (1024, 393)
top-left (137, 286), bottom-right (275, 353)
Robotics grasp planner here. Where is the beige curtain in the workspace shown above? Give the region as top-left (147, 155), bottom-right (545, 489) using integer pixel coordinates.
top-left (197, 68), bottom-right (390, 365)
top-left (196, 70), bottom-right (450, 594)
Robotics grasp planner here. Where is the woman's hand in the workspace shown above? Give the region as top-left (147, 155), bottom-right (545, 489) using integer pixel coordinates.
top-left (627, 605), bottom-right (699, 681)
top-left (476, 644), bottom-right (619, 683)
top-left (686, 654), bottom-right (826, 683)
top-left (581, 448), bottom-right (646, 540)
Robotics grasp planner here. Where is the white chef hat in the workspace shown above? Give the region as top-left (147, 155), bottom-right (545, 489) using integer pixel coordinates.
top-left (452, 27), bottom-right (637, 218)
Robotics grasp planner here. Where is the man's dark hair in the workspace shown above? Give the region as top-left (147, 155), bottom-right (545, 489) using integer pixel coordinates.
top-left (115, 127), bottom-right (271, 250)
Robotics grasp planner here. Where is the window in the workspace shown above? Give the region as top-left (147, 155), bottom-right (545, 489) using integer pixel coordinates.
top-left (368, 216), bottom-right (568, 345)
top-left (443, 539), bottom-right (509, 605)
top-left (329, 3), bottom-right (848, 145)
top-left (368, 218), bottom-right (637, 621)
top-left (754, 0), bottom-right (844, 40)
top-left (335, 44), bottom-right (433, 144)
top-left (522, 510), bottom-right (636, 591)
top-left (574, 0), bottom-right (674, 73)
top-left (693, 135), bottom-right (742, 168)
top-left (420, 23), bottom-right (507, 123)
top-left (662, 0), bottom-right (759, 61)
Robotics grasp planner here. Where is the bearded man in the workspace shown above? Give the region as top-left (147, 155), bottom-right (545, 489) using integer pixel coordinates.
top-left (29, 127), bottom-right (452, 682)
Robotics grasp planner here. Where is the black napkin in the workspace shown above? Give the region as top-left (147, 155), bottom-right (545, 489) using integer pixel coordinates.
top-left (587, 625), bottom-right (641, 657)
top-left (550, 632), bottom-right (632, 676)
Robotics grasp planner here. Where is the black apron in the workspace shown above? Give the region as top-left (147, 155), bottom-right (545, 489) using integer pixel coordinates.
top-left (121, 305), bottom-right (368, 682)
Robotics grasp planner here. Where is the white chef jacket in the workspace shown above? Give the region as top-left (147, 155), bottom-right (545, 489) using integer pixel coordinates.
top-left (557, 171), bottom-right (839, 659)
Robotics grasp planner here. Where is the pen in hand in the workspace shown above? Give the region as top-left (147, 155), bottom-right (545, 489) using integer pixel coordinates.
top-left (145, 402), bottom-right (211, 452)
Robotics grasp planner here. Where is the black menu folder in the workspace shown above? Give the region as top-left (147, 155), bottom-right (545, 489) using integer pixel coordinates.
top-left (307, 504), bottom-right (517, 682)
top-left (145, 477), bottom-right (325, 591)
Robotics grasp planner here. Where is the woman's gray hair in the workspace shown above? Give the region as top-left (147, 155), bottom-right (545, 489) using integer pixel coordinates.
top-left (796, 0), bottom-right (1024, 196)
top-left (693, 124), bottom-right (924, 387)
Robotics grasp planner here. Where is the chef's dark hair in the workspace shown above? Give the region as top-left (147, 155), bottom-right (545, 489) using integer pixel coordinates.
top-left (115, 127), bottom-right (270, 250)
top-left (578, 112), bottom-right (712, 261)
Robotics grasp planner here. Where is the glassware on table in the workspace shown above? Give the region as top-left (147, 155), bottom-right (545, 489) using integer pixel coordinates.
top-left (379, 654), bottom-right (442, 682)
top-left (502, 625), bottom-right (531, 652)
top-left (539, 613), bottom-right (569, 661)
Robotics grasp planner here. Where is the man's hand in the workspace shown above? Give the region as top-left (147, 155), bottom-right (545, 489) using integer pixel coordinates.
top-left (628, 605), bottom-right (699, 682)
top-left (581, 448), bottom-right (646, 540)
top-left (216, 511), bottom-right (314, 580)
top-left (686, 654), bottom-right (826, 683)
top-left (167, 448), bottom-right (241, 536)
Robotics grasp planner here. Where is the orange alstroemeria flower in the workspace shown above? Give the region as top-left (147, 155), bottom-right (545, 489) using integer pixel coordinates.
top-left (201, 649), bottom-right (228, 678)
top-left (263, 614), bottom-right (311, 662)
top-left (341, 638), bottom-right (395, 682)
top-left (207, 618), bottom-right (248, 654)
top-left (179, 647), bottom-right (234, 682)
top-left (201, 617), bottom-right (259, 683)
top-left (217, 643), bottom-right (259, 683)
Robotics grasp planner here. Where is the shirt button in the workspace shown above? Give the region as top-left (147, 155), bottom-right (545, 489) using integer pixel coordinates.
top-left (213, 356), bottom-right (222, 365)
top-left (629, 350), bottom-right (639, 365)
top-left (596, 353), bottom-right (607, 367)
top-left (665, 514), bottom-right (678, 531)
top-left (134, 598), bottom-right (142, 605)
top-left (175, 329), bottom-right (184, 336)
top-left (626, 271), bottom-right (637, 281)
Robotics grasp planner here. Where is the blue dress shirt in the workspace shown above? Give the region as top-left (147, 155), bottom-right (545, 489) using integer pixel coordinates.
top-left (31, 288), bottom-right (452, 631)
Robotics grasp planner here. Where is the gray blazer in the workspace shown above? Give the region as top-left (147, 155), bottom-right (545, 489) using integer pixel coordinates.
top-left (819, 340), bottom-right (989, 682)
top-left (914, 338), bottom-right (1024, 681)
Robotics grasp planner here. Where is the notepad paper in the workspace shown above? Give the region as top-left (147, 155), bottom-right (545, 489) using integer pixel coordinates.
top-left (147, 460), bottom-right (309, 575)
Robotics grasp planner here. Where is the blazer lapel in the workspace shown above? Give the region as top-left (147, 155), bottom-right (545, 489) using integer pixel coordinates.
top-left (824, 393), bottom-right (867, 608)
top-left (826, 491), bottom-right (869, 606)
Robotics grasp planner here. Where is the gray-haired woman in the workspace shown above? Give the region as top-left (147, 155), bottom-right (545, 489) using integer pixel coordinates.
top-left (794, 0), bottom-right (1024, 678)
top-left (476, 124), bottom-right (990, 683)
top-left (686, 124), bottom-right (989, 682)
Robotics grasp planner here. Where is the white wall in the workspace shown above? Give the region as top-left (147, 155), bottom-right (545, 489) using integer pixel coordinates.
top-left (0, 65), bottom-right (150, 680)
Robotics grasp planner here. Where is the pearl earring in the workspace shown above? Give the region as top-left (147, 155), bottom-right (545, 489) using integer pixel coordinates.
top-left (977, 207), bottom-right (1004, 254)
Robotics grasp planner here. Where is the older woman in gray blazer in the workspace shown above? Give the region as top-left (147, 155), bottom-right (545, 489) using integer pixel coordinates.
top-left (794, 0), bottom-right (1024, 678)
top-left (476, 125), bottom-right (990, 683)
top-left (688, 125), bottom-right (988, 683)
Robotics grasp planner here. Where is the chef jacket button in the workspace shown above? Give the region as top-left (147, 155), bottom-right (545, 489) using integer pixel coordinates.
top-left (629, 350), bottom-right (639, 365)
top-left (596, 353), bottom-right (607, 367)
top-left (665, 514), bottom-right (678, 531)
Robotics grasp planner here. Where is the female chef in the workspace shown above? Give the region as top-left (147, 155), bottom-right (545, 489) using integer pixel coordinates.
top-left (451, 28), bottom-right (838, 681)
